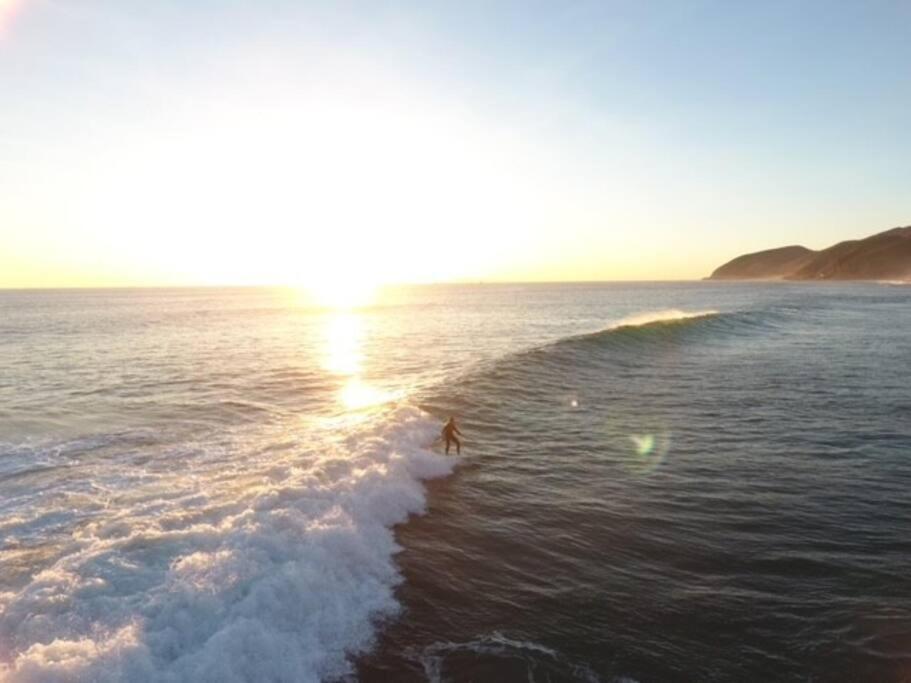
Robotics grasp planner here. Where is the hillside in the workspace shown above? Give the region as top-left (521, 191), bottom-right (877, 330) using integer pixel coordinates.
top-left (708, 226), bottom-right (911, 281)
top-left (709, 245), bottom-right (815, 280)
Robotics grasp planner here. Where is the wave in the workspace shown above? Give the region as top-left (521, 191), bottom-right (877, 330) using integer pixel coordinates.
top-left (0, 406), bottom-right (454, 683)
top-left (0, 304), bottom-right (787, 683)
top-left (539, 308), bottom-right (736, 355)
top-left (608, 308), bottom-right (720, 330)
top-left (548, 307), bottom-right (792, 354)
top-left (418, 306), bottom-right (785, 428)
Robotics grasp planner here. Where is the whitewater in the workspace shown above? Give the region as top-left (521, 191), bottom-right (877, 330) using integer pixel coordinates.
top-left (0, 406), bottom-right (453, 682)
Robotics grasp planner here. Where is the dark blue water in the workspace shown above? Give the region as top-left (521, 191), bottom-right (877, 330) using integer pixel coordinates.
top-left (360, 285), bottom-right (911, 682)
top-left (1, 283), bottom-right (909, 682)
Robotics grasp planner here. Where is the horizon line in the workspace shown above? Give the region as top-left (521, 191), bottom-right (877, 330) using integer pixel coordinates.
top-left (0, 278), bottom-right (717, 292)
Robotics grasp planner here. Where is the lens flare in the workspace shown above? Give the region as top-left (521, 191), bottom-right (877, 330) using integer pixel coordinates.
top-left (0, 0), bottom-right (22, 37)
top-left (624, 430), bottom-right (671, 474)
top-left (630, 433), bottom-right (655, 456)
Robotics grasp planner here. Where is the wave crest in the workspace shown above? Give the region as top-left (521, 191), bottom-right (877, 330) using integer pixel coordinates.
top-left (608, 309), bottom-right (720, 331)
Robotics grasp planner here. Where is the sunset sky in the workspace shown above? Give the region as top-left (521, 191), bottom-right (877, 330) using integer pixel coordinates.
top-left (1, 0), bottom-right (909, 289)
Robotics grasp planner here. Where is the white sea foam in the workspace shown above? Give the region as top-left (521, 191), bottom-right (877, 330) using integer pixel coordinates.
top-left (0, 406), bottom-right (454, 683)
top-left (413, 632), bottom-right (610, 683)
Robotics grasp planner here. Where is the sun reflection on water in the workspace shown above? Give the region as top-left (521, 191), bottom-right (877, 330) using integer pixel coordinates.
top-left (321, 311), bottom-right (395, 411)
top-left (339, 377), bottom-right (394, 410)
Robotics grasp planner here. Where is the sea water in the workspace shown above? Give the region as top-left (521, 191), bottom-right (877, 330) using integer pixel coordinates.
top-left (0, 283), bottom-right (908, 682)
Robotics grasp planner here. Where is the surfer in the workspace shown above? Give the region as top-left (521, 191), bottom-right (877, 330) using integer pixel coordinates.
top-left (442, 417), bottom-right (462, 455)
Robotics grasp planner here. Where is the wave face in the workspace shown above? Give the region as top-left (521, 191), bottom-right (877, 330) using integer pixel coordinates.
top-left (0, 407), bottom-right (453, 682)
top-left (449, 308), bottom-right (783, 394)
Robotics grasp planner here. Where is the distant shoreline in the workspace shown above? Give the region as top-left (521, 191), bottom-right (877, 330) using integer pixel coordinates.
top-left (708, 225), bottom-right (911, 281)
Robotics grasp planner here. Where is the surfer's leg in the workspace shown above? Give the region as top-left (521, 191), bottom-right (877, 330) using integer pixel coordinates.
top-left (445, 437), bottom-right (451, 454)
top-left (454, 436), bottom-right (461, 455)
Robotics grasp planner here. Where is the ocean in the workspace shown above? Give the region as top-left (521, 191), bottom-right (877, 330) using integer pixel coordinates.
top-left (0, 283), bottom-right (908, 682)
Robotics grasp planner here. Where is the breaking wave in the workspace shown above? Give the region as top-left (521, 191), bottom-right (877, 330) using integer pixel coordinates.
top-left (0, 306), bottom-right (783, 682)
top-left (0, 406), bottom-right (454, 683)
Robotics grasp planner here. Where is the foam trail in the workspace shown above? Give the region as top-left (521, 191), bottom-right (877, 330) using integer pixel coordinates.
top-left (0, 406), bottom-right (454, 683)
top-left (413, 632), bottom-right (611, 683)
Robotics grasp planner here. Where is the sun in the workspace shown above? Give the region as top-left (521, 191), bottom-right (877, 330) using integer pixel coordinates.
top-left (60, 79), bottom-right (526, 289)
top-left (306, 276), bottom-right (377, 310)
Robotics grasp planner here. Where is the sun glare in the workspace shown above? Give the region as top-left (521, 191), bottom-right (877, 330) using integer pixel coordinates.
top-left (339, 377), bottom-right (394, 410)
top-left (307, 277), bottom-right (377, 310)
top-left (56, 78), bottom-right (534, 289)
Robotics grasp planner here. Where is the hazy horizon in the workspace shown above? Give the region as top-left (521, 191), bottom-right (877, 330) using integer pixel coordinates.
top-left (2, 0), bottom-right (909, 292)
top-left (0, 279), bottom-right (703, 290)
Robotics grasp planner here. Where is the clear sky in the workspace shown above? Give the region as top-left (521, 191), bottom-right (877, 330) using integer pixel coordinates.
top-left (1, 0), bottom-right (909, 289)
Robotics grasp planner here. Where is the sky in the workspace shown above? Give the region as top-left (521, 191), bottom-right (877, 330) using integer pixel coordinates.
top-left (1, 0), bottom-right (909, 288)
